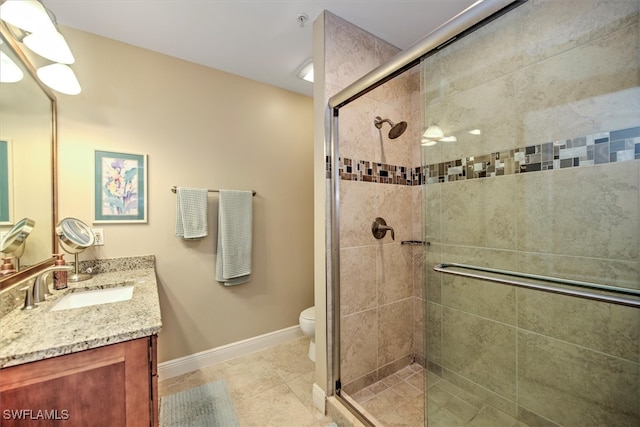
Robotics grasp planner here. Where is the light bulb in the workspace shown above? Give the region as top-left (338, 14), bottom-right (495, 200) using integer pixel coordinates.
top-left (0, 0), bottom-right (56, 33)
top-left (24, 30), bottom-right (75, 64)
top-left (36, 63), bottom-right (81, 95)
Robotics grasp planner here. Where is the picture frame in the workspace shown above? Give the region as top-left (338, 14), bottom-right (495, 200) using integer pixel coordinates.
top-left (0, 139), bottom-right (13, 225)
top-left (94, 150), bottom-right (147, 223)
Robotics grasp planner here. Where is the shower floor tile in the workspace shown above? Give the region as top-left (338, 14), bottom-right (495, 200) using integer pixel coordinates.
top-left (349, 364), bottom-right (425, 427)
top-left (348, 365), bottom-right (529, 427)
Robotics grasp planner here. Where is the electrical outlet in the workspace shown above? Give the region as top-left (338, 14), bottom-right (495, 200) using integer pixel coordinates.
top-left (92, 228), bottom-right (104, 246)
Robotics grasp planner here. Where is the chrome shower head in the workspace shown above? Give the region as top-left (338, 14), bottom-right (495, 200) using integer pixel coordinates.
top-left (374, 116), bottom-right (407, 139)
top-left (388, 121), bottom-right (407, 139)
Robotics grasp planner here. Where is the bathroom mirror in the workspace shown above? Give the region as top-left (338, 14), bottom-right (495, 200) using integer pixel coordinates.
top-left (0, 22), bottom-right (57, 289)
top-left (56, 217), bottom-right (94, 282)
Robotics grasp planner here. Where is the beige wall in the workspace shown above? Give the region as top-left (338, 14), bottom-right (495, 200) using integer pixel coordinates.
top-left (55, 27), bottom-right (314, 363)
top-left (316, 12), bottom-right (423, 395)
top-left (423, 1), bottom-right (639, 425)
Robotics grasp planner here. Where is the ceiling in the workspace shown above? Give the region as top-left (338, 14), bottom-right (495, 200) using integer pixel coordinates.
top-left (45, 0), bottom-right (477, 96)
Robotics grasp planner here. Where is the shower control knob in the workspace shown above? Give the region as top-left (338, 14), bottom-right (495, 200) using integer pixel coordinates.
top-left (372, 217), bottom-right (395, 240)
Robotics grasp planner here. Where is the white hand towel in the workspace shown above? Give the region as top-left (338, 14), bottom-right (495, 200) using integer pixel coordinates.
top-left (175, 187), bottom-right (208, 239)
top-left (215, 190), bottom-right (253, 285)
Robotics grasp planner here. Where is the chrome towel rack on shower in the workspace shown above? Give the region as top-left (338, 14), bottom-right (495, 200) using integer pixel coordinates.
top-left (434, 263), bottom-right (640, 308)
top-left (171, 186), bottom-right (256, 196)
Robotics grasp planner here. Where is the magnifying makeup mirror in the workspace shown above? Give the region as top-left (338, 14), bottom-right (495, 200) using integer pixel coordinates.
top-left (56, 217), bottom-right (94, 282)
top-left (0, 218), bottom-right (35, 271)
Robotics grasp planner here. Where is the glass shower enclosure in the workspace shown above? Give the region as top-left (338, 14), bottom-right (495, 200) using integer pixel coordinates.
top-left (326, 1), bottom-right (640, 426)
top-left (421, 1), bottom-right (640, 425)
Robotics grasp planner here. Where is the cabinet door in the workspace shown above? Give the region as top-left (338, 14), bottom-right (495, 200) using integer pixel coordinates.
top-left (149, 334), bottom-right (159, 427)
top-left (1, 338), bottom-right (150, 427)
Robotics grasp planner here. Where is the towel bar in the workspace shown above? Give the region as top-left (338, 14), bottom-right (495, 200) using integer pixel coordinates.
top-left (434, 262), bottom-right (640, 308)
top-left (171, 186), bottom-right (256, 196)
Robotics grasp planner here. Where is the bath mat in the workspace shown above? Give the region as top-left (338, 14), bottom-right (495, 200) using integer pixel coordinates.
top-left (160, 380), bottom-right (239, 427)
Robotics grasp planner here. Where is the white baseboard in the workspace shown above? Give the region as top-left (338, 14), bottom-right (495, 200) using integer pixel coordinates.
top-left (158, 325), bottom-right (303, 379)
top-left (312, 382), bottom-right (326, 414)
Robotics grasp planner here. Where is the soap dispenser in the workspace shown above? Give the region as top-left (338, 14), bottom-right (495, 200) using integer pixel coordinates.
top-left (53, 254), bottom-right (68, 290)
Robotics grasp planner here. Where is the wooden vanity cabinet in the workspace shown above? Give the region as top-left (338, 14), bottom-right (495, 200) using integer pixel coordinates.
top-left (0, 335), bottom-right (158, 427)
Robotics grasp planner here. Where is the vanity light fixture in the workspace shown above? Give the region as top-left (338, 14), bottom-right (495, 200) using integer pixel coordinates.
top-left (297, 60), bottom-right (314, 83)
top-left (0, 0), bottom-right (81, 94)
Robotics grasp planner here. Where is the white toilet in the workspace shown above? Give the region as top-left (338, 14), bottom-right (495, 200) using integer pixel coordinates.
top-left (298, 306), bottom-right (315, 362)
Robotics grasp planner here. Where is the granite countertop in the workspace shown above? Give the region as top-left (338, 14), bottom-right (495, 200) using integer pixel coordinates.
top-left (0, 266), bottom-right (162, 368)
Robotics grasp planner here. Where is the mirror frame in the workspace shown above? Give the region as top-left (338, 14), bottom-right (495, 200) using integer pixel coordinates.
top-left (0, 21), bottom-right (58, 290)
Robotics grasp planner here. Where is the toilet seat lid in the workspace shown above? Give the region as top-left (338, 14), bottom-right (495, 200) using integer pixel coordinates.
top-left (300, 307), bottom-right (315, 321)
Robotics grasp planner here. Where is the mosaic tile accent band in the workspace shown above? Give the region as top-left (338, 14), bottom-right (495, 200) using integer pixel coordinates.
top-left (326, 126), bottom-right (640, 186)
top-left (427, 126), bottom-right (640, 184)
top-left (326, 156), bottom-right (424, 186)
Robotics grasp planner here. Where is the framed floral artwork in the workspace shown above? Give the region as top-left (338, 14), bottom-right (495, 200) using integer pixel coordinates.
top-left (94, 150), bottom-right (147, 223)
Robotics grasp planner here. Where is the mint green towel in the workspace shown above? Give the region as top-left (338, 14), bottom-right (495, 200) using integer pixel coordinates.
top-left (215, 190), bottom-right (253, 285)
top-left (175, 187), bottom-right (208, 239)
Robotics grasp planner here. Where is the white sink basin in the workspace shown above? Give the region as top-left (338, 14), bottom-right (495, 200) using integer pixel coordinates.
top-left (50, 285), bottom-right (134, 311)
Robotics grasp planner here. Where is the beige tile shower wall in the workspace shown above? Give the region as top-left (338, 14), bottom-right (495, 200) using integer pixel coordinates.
top-left (339, 180), bottom-right (419, 389)
top-left (423, 0), bottom-right (640, 164)
top-left (422, 0), bottom-right (640, 425)
top-left (322, 12), bottom-right (423, 392)
top-left (516, 161), bottom-right (640, 282)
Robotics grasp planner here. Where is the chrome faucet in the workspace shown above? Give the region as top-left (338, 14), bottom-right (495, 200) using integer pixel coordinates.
top-left (32, 268), bottom-right (55, 303)
top-left (21, 265), bottom-right (73, 310)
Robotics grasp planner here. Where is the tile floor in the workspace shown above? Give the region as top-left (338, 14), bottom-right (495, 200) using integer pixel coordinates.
top-left (158, 337), bottom-right (335, 427)
top-left (349, 365), bottom-right (531, 427)
top-left (159, 339), bottom-right (531, 427)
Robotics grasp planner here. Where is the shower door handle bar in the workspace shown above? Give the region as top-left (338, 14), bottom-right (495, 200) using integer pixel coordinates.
top-left (434, 263), bottom-right (640, 308)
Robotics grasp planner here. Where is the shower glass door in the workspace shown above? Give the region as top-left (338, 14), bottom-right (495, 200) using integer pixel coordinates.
top-left (421, 1), bottom-right (640, 426)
